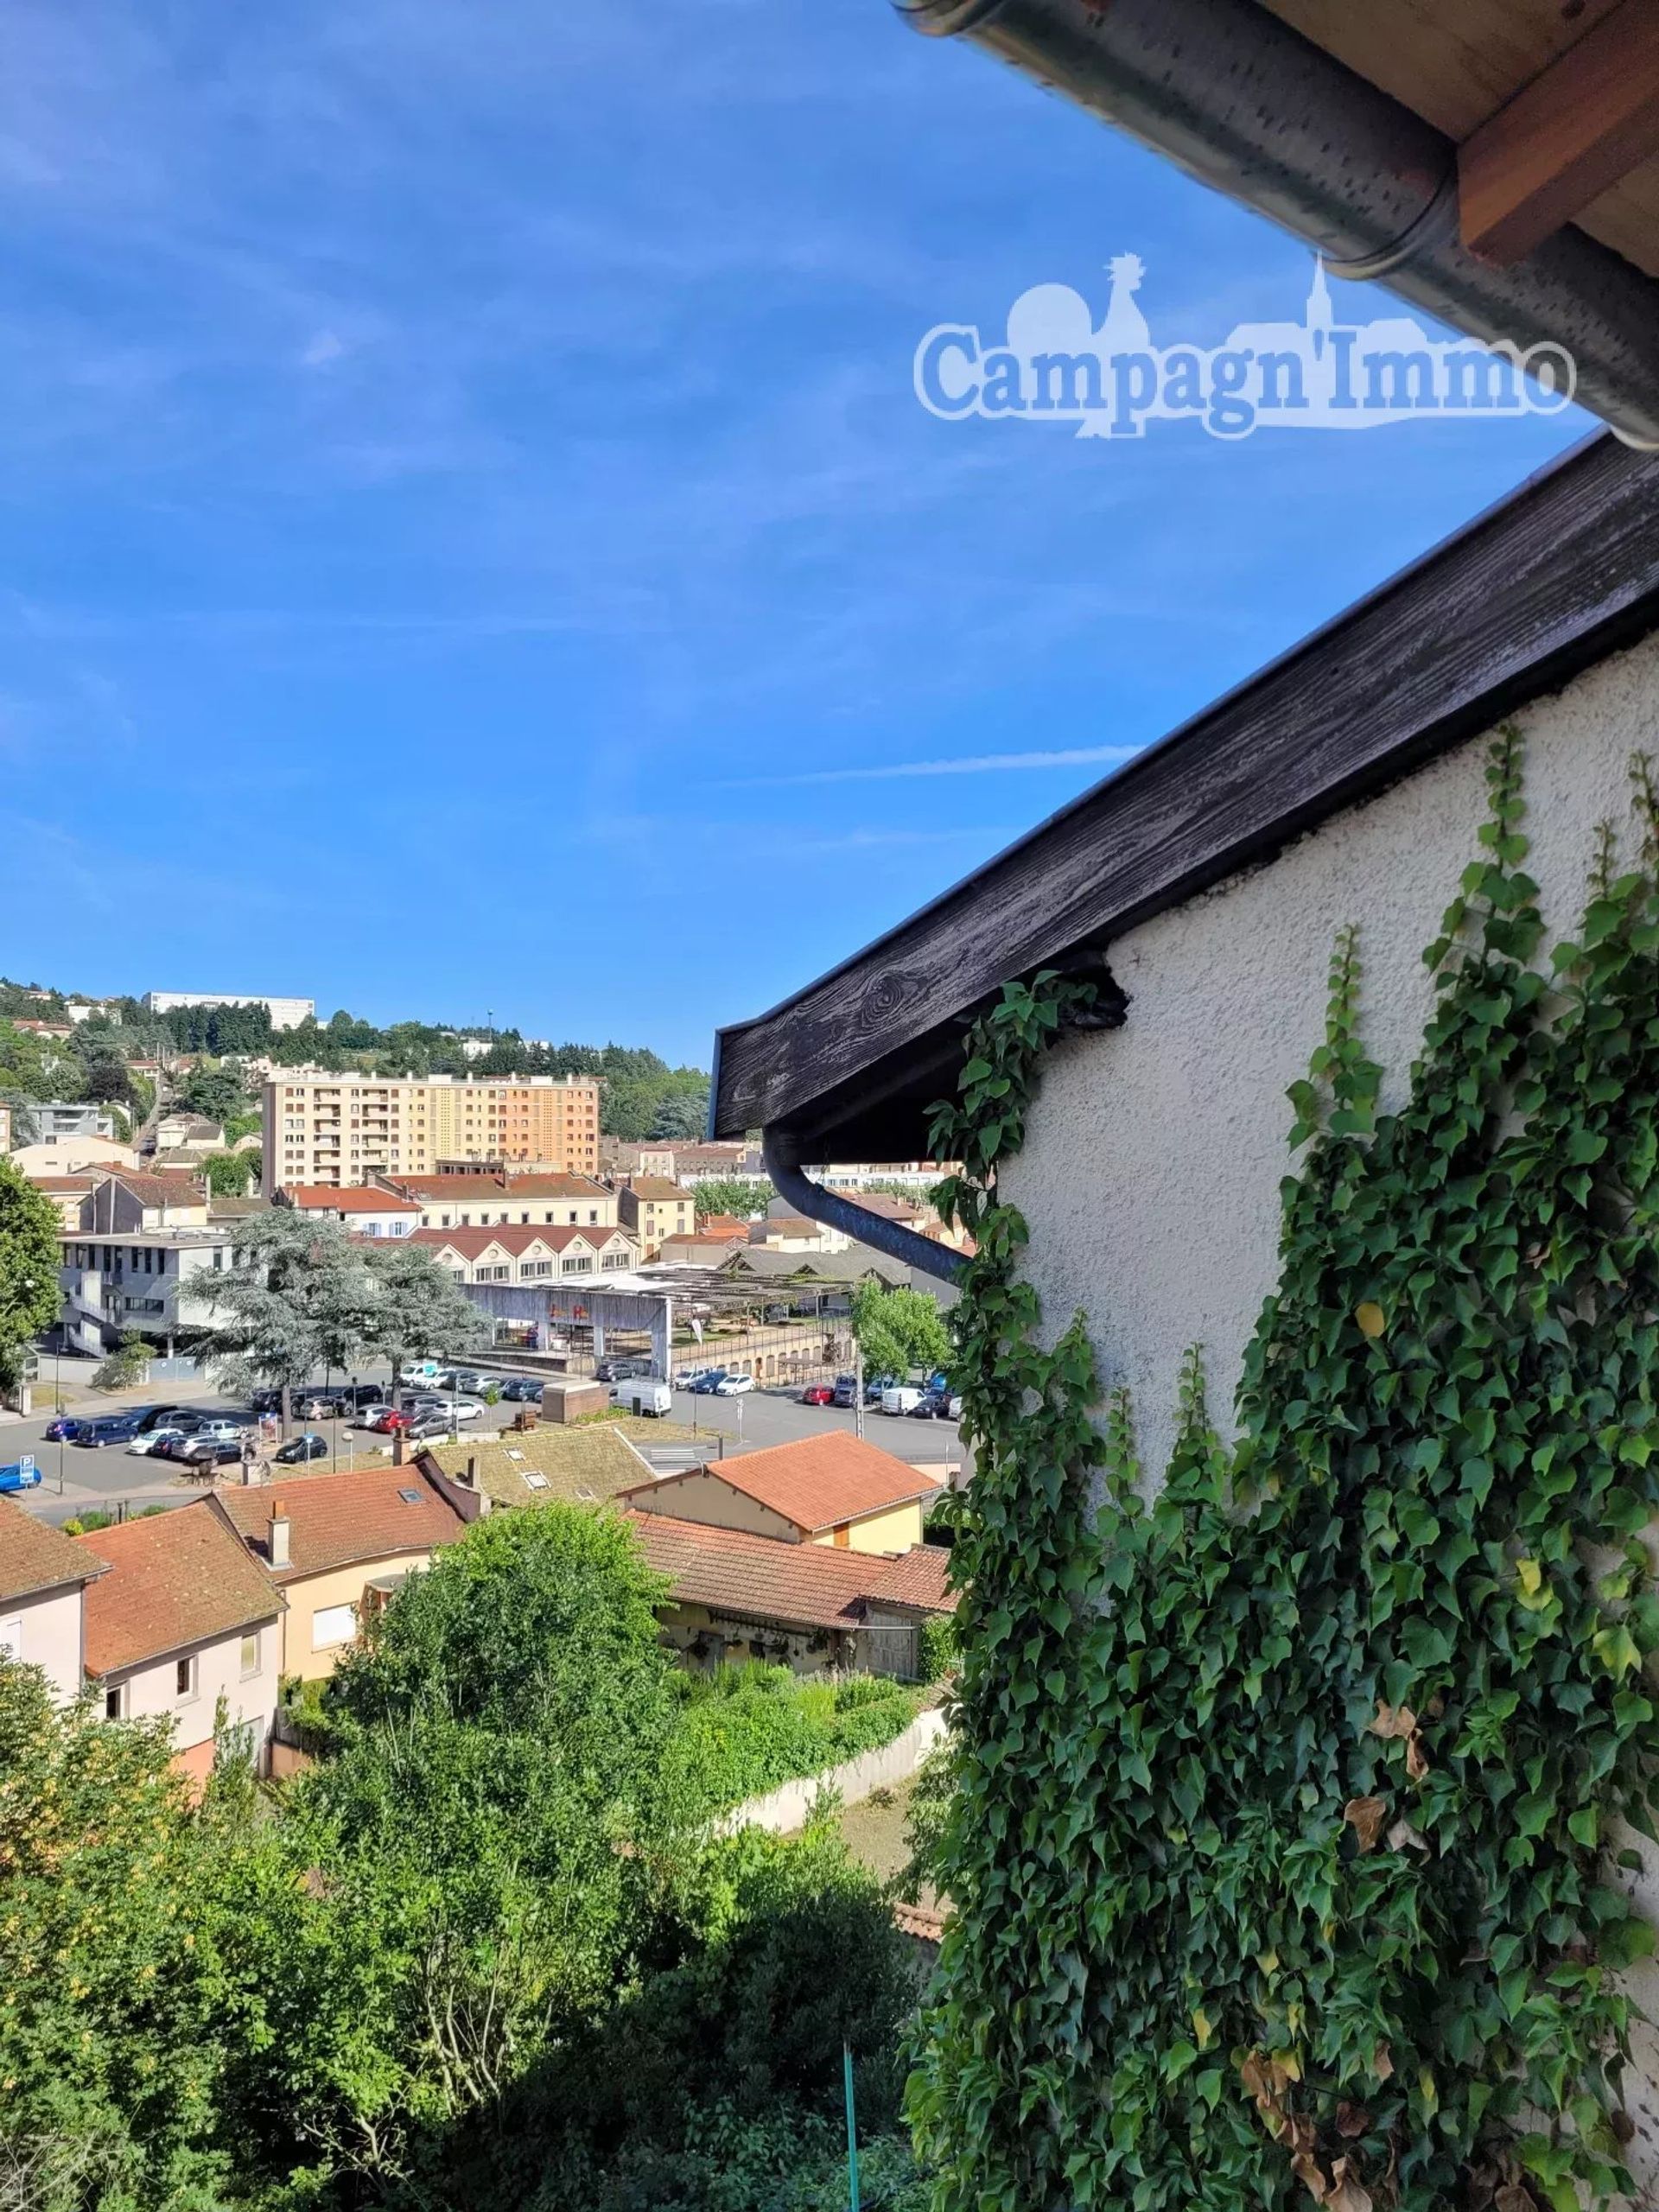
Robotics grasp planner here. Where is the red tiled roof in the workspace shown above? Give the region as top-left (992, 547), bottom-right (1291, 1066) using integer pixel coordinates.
top-left (380, 1172), bottom-right (610, 1201)
top-left (0, 1497), bottom-right (108, 1605)
top-left (282, 1185), bottom-right (421, 1214)
top-left (861, 1545), bottom-right (957, 1615)
top-left (623, 1435), bottom-right (942, 1536)
top-left (622, 1510), bottom-right (877, 1633)
top-left (693, 1215), bottom-right (753, 1240)
top-left (850, 1192), bottom-right (924, 1220)
top-left (409, 1223), bottom-right (630, 1259)
top-left (78, 1503), bottom-right (282, 1676)
top-left (212, 1465), bottom-right (466, 1583)
top-left (27, 1174), bottom-right (102, 1195)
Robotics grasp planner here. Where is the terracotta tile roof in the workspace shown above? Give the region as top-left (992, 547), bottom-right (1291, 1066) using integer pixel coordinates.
top-left (77, 1503), bottom-right (282, 1676)
top-left (409, 1223), bottom-right (630, 1259)
top-left (692, 1215), bottom-right (753, 1240)
top-left (381, 1173), bottom-right (610, 1201)
top-left (849, 1192), bottom-right (924, 1220)
top-left (622, 1510), bottom-right (878, 1633)
top-left (622, 1434), bottom-right (942, 1536)
top-left (755, 1216), bottom-right (822, 1238)
top-left (0, 1497), bottom-right (108, 1605)
top-left (212, 1465), bottom-right (467, 1583)
top-left (27, 1174), bottom-right (102, 1195)
top-left (622, 1177), bottom-right (689, 1202)
top-left (282, 1185), bottom-right (421, 1213)
top-left (861, 1544), bottom-right (957, 1615)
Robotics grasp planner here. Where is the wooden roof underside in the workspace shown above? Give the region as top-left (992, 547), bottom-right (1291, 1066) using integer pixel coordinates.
top-left (1261, 0), bottom-right (1659, 276)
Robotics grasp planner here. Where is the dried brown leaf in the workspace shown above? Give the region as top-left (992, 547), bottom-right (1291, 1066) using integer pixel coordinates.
top-left (1371, 2042), bottom-right (1394, 2082)
top-left (1344, 1796), bottom-right (1389, 1853)
top-left (1335, 2101), bottom-right (1370, 2139)
top-left (1368, 1701), bottom-right (1418, 1741)
top-left (1387, 1815), bottom-right (1430, 1854)
top-left (1494, 2187), bottom-right (1537, 2212)
top-left (1405, 1732), bottom-right (1429, 1781)
top-left (1327, 2157), bottom-right (1374, 2212)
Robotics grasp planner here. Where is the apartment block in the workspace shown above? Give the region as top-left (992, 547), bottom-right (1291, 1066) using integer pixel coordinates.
top-left (262, 1071), bottom-right (601, 1192)
top-left (145, 990), bottom-right (315, 1030)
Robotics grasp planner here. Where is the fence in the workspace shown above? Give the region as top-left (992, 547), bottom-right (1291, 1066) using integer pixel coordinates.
top-left (716, 1705), bottom-right (949, 1837)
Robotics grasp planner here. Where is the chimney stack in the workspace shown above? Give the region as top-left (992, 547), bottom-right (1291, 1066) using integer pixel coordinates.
top-left (269, 1501), bottom-right (290, 1571)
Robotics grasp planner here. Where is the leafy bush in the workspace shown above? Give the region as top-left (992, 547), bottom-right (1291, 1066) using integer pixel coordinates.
top-left (916, 1612), bottom-right (956, 1682)
top-left (665, 1664), bottom-right (919, 1812)
top-left (92, 1332), bottom-right (149, 1391)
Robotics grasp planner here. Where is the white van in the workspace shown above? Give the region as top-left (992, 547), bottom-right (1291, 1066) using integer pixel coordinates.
top-left (881, 1385), bottom-right (924, 1416)
top-left (620, 1379), bottom-right (673, 1419)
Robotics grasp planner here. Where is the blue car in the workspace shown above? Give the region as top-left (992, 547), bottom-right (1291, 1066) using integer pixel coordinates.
top-left (0, 1459), bottom-right (42, 1493)
top-left (689, 1369), bottom-right (728, 1395)
top-left (74, 1413), bottom-right (144, 1449)
top-left (42, 1414), bottom-right (80, 1442)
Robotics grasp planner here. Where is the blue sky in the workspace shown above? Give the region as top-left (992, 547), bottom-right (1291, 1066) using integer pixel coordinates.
top-left (0, 0), bottom-right (1586, 1065)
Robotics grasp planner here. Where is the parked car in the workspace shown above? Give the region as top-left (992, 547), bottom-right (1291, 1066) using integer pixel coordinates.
top-left (688, 1369), bottom-right (728, 1395)
top-left (296, 1391), bottom-right (350, 1419)
top-left (73, 1413), bottom-right (144, 1449)
top-left (448, 1370), bottom-right (491, 1395)
top-left (41, 1414), bottom-right (81, 1442)
top-left (714, 1373), bottom-right (754, 1396)
top-left (247, 1388), bottom-right (285, 1414)
top-left (358, 1404), bottom-right (412, 1433)
top-left (399, 1360), bottom-right (445, 1383)
top-left (594, 1355), bottom-right (652, 1384)
top-left (405, 1409), bottom-right (460, 1441)
top-left (127, 1425), bottom-right (192, 1458)
top-left (831, 1375), bottom-right (860, 1409)
top-left (498, 1376), bottom-right (544, 1402)
top-left (880, 1385), bottom-right (924, 1415)
top-left (801, 1382), bottom-right (835, 1407)
top-left (0, 1459), bottom-right (42, 1493)
top-left (274, 1433), bottom-right (330, 1464)
top-left (128, 1403), bottom-right (190, 1434)
top-left (910, 1387), bottom-right (963, 1421)
top-left (181, 1437), bottom-right (244, 1474)
top-left (862, 1376), bottom-right (899, 1407)
top-left (617, 1379), bottom-right (672, 1418)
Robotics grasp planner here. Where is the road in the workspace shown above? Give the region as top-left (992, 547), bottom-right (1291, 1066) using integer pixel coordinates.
top-left (3, 1375), bottom-right (964, 1526)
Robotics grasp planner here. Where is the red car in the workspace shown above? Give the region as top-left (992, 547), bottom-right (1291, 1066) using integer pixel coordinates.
top-left (357, 1404), bottom-right (412, 1433)
top-left (801, 1383), bottom-right (835, 1407)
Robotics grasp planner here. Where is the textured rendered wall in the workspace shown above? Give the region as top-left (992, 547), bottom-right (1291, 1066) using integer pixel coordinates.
top-left (1001, 626), bottom-right (1659, 1483)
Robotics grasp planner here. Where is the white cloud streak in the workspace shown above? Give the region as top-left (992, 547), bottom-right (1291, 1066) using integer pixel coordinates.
top-left (722, 744), bottom-right (1141, 789)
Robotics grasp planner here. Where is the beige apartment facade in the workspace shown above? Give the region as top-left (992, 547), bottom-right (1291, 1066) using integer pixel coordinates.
top-left (262, 1071), bottom-right (601, 1192)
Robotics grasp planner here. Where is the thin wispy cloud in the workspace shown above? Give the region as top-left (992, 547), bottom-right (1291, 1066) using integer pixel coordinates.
top-left (723, 745), bottom-right (1142, 790)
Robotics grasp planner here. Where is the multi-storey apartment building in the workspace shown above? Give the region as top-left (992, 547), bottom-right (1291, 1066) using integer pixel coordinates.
top-left (145, 991), bottom-right (315, 1030)
top-left (262, 1071), bottom-right (601, 1192)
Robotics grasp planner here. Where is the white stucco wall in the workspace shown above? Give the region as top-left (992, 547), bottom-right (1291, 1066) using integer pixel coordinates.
top-left (1003, 625), bottom-right (1659, 1481)
top-left (1000, 623), bottom-right (1659, 2196)
top-left (110, 1614), bottom-right (283, 1772)
top-left (0, 1585), bottom-right (86, 1705)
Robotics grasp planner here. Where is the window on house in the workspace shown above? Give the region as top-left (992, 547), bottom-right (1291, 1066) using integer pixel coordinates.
top-left (239, 1631), bottom-right (259, 1677)
top-left (176, 1655), bottom-right (198, 1700)
top-left (105, 1681), bottom-right (126, 1721)
top-left (311, 1602), bottom-right (357, 1650)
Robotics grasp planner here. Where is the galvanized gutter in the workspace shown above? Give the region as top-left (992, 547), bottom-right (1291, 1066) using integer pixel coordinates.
top-left (897, 0), bottom-right (1659, 448)
top-left (762, 1127), bottom-right (968, 1285)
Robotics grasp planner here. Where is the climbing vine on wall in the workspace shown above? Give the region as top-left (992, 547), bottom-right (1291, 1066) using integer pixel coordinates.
top-left (915, 728), bottom-right (1659, 2212)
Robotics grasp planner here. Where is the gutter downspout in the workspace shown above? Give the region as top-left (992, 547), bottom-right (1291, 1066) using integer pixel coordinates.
top-left (762, 1128), bottom-right (967, 1286)
top-left (898, 0), bottom-right (1659, 449)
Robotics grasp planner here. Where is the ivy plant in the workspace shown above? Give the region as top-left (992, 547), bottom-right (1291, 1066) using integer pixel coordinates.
top-left (912, 728), bottom-right (1659, 2212)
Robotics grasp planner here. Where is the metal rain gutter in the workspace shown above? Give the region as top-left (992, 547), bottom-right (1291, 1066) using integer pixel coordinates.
top-left (897, 0), bottom-right (1659, 448)
top-left (762, 1127), bottom-right (967, 1286)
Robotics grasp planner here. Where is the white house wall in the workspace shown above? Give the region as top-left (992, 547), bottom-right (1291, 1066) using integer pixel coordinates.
top-left (1002, 624), bottom-right (1659, 1483)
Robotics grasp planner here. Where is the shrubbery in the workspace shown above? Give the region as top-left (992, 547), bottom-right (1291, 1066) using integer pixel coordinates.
top-left (665, 1662), bottom-right (920, 1812)
top-left (0, 1510), bottom-right (930, 2212)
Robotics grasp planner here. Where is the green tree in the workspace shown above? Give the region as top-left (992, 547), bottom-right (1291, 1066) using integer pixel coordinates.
top-left (0, 1662), bottom-right (251, 2210)
top-left (362, 1235), bottom-right (487, 1387)
top-left (849, 1281), bottom-right (950, 1382)
top-left (0, 1155), bottom-right (60, 1391)
top-left (649, 1084), bottom-right (709, 1142)
top-left (176, 1064), bottom-right (250, 1124)
top-left (233, 1513), bottom-right (686, 2182)
top-left (694, 1177), bottom-right (773, 1220)
top-left (182, 1210), bottom-right (384, 1427)
top-left (202, 1149), bottom-right (257, 1198)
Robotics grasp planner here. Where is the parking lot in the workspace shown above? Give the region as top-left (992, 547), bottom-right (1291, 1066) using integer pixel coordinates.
top-left (3, 1366), bottom-right (964, 1525)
